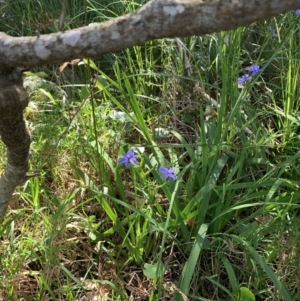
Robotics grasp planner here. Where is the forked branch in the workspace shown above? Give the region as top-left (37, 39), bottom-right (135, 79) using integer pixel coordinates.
top-left (0, 0), bottom-right (300, 223)
top-left (0, 0), bottom-right (299, 69)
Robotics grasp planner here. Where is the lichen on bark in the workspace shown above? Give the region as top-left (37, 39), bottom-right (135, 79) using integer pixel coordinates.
top-left (0, 68), bottom-right (31, 223)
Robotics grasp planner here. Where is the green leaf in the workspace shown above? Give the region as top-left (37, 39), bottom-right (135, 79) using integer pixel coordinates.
top-left (236, 287), bottom-right (255, 301)
top-left (232, 235), bottom-right (292, 301)
top-left (143, 262), bottom-right (164, 280)
top-left (175, 224), bottom-right (208, 300)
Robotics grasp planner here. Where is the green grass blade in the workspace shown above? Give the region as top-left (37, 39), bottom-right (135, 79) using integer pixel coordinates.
top-left (174, 223), bottom-right (208, 301)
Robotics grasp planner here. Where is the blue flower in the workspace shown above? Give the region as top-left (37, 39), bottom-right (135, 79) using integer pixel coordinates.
top-left (295, 10), bottom-right (300, 16)
top-left (268, 26), bottom-right (277, 37)
top-left (246, 64), bottom-right (261, 75)
top-left (118, 149), bottom-right (138, 168)
top-left (237, 74), bottom-right (250, 85)
top-left (159, 167), bottom-right (176, 181)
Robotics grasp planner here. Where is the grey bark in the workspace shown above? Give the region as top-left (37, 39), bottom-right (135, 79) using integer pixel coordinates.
top-left (0, 69), bottom-right (31, 222)
top-left (0, 0), bottom-right (299, 223)
top-left (1, 0), bottom-right (300, 69)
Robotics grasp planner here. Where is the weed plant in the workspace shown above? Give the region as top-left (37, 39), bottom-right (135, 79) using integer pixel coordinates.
top-left (0, 1), bottom-right (300, 301)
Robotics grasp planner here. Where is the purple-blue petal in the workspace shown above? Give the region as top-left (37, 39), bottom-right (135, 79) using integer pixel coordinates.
top-left (168, 168), bottom-right (175, 174)
top-left (238, 74), bottom-right (250, 85)
top-left (268, 26), bottom-right (277, 37)
top-left (118, 157), bottom-right (128, 164)
top-left (169, 173), bottom-right (177, 181)
top-left (159, 167), bottom-right (176, 181)
top-left (159, 167), bottom-right (168, 173)
top-left (118, 148), bottom-right (138, 168)
top-left (129, 157), bottom-right (138, 165)
top-left (162, 173), bottom-right (169, 180)
top-left (127, 149), bottom-right (135, 157)
top-left (246, 64), bottom-right (260, 75)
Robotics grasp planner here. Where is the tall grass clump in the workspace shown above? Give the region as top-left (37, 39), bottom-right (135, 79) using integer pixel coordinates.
top-left (0, 1), bottom-right (300, 301)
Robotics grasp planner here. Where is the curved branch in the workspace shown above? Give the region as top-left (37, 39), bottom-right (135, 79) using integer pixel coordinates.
top-left (0, 0), bottom-right (299, 69)
top-left (0, 69), bottom-right (31, 223)
top-left (0, 0), bottom-right (299, 223)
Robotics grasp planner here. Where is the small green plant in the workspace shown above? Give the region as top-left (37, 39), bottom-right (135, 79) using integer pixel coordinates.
top-left (1, 2), bottom-right (300, 301)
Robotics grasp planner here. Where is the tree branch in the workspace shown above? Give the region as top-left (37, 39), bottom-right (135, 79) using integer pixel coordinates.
top-left (0, 69), bottom-right (31, 222)
top-left (0, 0), bottom-right (299, 223)
top-left (0, 0), bottom-right (299, 69)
